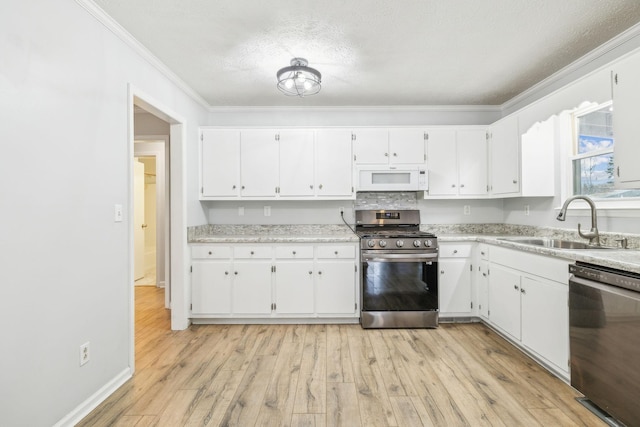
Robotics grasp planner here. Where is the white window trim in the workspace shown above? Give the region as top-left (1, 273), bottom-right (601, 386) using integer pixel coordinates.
top-left (560, 101), bottom-right (640, 214)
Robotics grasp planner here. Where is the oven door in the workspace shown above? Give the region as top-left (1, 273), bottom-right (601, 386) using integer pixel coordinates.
top-left (361, 252), bottom-right (438, 313)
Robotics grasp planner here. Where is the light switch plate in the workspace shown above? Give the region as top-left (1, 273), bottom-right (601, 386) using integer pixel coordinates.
top-left (114, 204), bottom-right (123, 222)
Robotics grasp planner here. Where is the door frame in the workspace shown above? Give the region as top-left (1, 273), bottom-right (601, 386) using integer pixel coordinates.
top-left (128, 84), bottom-right (190, 374)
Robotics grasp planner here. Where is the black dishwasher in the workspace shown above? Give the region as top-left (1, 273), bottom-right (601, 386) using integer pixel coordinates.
top-left (569, 261), bottom-right (640, 427)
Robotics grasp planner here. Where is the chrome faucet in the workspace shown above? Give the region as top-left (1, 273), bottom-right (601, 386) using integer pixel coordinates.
top-left (556, 195), bottom-right (600, 246)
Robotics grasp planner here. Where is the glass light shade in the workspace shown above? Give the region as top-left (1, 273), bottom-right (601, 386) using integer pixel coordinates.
top-left (276, 58), bottom-right (321, 97)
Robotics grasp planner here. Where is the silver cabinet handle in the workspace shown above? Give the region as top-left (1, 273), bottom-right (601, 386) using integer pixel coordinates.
top-left (460, 184), bottom-right (465, 188)
top-left (453, 250), bottom-right (458, 254)
top-left (241, 185), bottom-right (245, 190)
top-left (208, 251), bottom-right (212, 255)
top-left (440, 270), bottom-right (445, 274)
top-left (234, 271), bottom-right (238, 275)
top-left (310, 185), bottom-right (313, 189)
top-left (225, 271), bottom-right (229, 275)
top-left (384, 153), bottom-right (389, 157)
top-left (250, 251), bottom-right (254, 255)
top-left (521, 288), bottom-right (526, 294)
top-left (513, 180), bottom-right (518, 184)
top-left (232, 185), bottom-right (236, 189)
top-left (334, 251), bottom-right (338, 255)
top-left (309, 271), bottom-right (313, 275)
top-left (514, 285), bottom-right (519, 290)
top-left (293, 251), bottom-right (296, 255)
top-left (318, 271), bottom-right (322, 275)
top-left (451, 184), bottom-right (456, 188)
top-left (393, 153), bottom-right (397, 157)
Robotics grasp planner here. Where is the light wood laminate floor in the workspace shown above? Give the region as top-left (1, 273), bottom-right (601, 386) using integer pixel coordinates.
top-left (78, 287), bottom-right (604, 426)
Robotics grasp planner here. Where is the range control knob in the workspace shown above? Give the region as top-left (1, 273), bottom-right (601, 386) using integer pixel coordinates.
top-left (367, 240), bottom-right (376, 248)
top-left (424, 239), bottom-right (433, 247)
top-left (379, 240), bottom-right (387, 248)
top-left (396, 240), bottom-right (404, 247)
top-left (413, 240), bottom-right (421, 248)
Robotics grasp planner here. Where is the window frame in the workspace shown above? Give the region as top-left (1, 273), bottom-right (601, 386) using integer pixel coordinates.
top-left (561, 101), bottom-right (640, 214)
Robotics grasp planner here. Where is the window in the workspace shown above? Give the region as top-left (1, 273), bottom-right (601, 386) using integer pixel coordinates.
top-left (570, 102), bottom-right (639, 199)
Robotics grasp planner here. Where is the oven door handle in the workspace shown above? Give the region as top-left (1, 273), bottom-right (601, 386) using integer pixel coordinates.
top-left (362, 253), bottom-right (438, 263)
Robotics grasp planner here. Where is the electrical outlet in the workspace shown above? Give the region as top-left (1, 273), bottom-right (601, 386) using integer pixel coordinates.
top-left (264, 206), bottom-right (271, 217)
top-left (80, 342), bottom-right (90, 366)
top-left (339, 206), bottom-right (345, 215)
top-left (238, 206), bottom-right (244, 216)
top-left (463, 205), bottom-right (471, 215)
top-left (524, 205), bottom-right (530, 216)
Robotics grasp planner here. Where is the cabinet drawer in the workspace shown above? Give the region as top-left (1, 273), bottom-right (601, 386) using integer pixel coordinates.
top-left (316, 245), bottom-right (356, 259)
top-left (191, 245), bottom-right (232, 259)
top-left (438, 243), bottom-right (473, 258)
top-left (234, 245), bottom-right (272, 259)
top-left (275, 245), bottom-right (314, 259)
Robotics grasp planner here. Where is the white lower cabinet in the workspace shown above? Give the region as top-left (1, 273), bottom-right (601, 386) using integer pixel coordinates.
top-left (191, 242), bottom-right (358, 321)
top-left (488, 246), bottom-right (569, 378)
top-left (438, 243), bottom-right (473, 317)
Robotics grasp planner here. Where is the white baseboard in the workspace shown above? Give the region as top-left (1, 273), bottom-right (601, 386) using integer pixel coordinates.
top-left (53, 367), bottom-right (132, 427)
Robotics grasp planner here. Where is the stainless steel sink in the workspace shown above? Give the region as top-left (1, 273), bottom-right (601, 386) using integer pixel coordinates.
top-left (498, 237), bottom-right (611, 250)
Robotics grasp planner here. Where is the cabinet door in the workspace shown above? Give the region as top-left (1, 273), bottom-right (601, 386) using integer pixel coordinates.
top-left (439, 258), bottom-right (472, 314)
top-left (279, 130), bottom-right (315, 196)
top-left (201, 129), bottom-right (240, 198)
top-left (490, 115), bottom-right (520, 195)
top-left (457, 129), bottom-right (488, 196)
top-left (315, 129), bottom-right (354, 197)
top-left (477, 261), bottom-right (489, 319)
top-left (389, 129), bottom-right (426, 164)
top-left (316, 261), bottom-right (356, 315)
top-left (240, 130), bottom-right (278, 197)
top-left (426, 129), bottom-right (458, 196)
top-left (521, 117), bottom-right (555, 196)
top-left (488, 263), bottom-right (521, 340)
top-left (274, 261), bottom-right (314, 314)
top-left (353, 129), bottom-right (389, 164)
top-left (521, 276), bottom-right (568, 372)
top-left (232, 261), bottom-right (273, 314)
top-left (612, 53), bottom-right (640, 187)
top-left (191, 260), bottom-right (232, 314)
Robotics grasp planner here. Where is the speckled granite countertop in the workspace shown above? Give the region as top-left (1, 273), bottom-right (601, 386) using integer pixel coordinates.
top-left (188, 223), bottom-right (640, 274)
top-left (429, 224), bottom-right (640, 275)
top-left (188, 224), bottom-right (359, 244)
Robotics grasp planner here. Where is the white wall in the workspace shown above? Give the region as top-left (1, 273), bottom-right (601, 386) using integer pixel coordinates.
top-left (0, 0), bottom-right (208, 425)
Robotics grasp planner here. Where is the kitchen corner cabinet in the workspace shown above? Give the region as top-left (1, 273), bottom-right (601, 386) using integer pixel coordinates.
top-left (488, 115), bottom-right (520, 196)
top-left (475, 244), bottom-right (490, 319)
top-left (426, 128), bottom-right (487, 197)
top-left (353, 128), bottom-right (426, 165)
top-left (487, 246), bottom-right (569, 378)
top-left (191, 243), bottom-right (358, 321)
top-left (438, 243), bottom-right (473, 317)
top-left (612, 52), bottom-right (640, 188)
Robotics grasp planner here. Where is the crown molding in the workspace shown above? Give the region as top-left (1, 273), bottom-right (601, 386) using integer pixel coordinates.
top-left (501, 21), bottom-right (640, 113)
top-left (208, 104), bottom-right (501, 114)
top-left (75, 0), bottom-right (210, 110)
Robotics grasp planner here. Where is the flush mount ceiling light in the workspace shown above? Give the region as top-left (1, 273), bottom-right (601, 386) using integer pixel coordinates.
top-left (276, 57), bottom-right (322, 97)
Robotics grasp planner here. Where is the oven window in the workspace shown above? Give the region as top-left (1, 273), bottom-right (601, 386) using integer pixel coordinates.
top-left (362, 261), bottom-right (438, 311)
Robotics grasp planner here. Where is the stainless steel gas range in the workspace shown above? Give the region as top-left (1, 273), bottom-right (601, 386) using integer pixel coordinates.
top-left (355, 209), bottom-right (439, 328)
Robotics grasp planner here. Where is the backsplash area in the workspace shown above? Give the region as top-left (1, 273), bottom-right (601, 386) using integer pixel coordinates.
top-left (355, 192), bottom-right (418, 210)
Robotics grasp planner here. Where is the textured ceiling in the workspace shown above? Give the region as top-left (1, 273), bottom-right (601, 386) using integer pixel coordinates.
top-left (94, 0), bottom-right (640, 107)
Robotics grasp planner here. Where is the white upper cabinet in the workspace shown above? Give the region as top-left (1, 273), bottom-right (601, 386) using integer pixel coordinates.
top-left (425, 129), bottom-right (458, 196)
top-left (315, 129), bottom-right (354, 197)
top-left (352, 128), bottom-right (389, 164)
top-left (353, 128), bottom-right (426, 165)
top-left (520, 116), bottom-right (556, 197)
top-left (457, 129), bottom-right (488, 196)
top-left (240, 130), bottom-right (279, 197)
top-left (278, 130), bottom-right (315, 197)
top-left (612, 52), bottom-right (640, 187)
top-left (489, 115), bottom-right (520, 196)
top-left (200, 128), bottom-right (354, 200)
top-left (388, 129), bottom-right (427, 164)
top-left (426, 128), bottom-right (487, 197)
top-left (201, 129), bottom-right (240, 198)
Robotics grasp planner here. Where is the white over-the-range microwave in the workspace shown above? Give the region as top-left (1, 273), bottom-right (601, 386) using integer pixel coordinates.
top-left (356, 166), bottom-right (428, 192)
